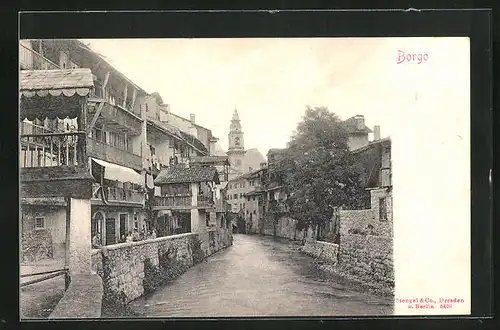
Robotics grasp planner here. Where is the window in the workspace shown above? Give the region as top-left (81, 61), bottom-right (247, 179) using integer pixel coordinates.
top-left (253, 210), bottom-right (256, 215)
top-left (379, 197), bottom-right (387, 221)
top-left (35, 217), bottom-right (45, 230)
top-left (233, 194), bottom-right (237, 199)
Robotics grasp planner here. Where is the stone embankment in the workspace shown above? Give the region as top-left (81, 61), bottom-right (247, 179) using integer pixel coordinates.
top-left (90, 228), bottom-right (232, 316)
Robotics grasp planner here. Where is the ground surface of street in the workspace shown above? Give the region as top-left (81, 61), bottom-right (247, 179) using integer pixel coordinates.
top-left (128, 234), bottom-right (393, 317)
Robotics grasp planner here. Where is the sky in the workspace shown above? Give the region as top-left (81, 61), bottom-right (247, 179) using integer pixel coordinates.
top-left (80, 38), bottom-right (401, 155)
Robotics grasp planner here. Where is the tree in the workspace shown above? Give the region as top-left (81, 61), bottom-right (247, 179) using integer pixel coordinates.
top-left (280, 106), bottom-right (367, 239)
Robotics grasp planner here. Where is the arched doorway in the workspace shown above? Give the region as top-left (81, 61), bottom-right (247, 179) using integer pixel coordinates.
top-left (91, 211), bottom-right (105, 244)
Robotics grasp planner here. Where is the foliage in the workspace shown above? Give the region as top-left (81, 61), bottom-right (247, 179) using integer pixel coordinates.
top-left (280, 106), bottom-right (367, 237)
top-left (188, 235), bottom-right (205, 264)
top-left (143, 257), bottom-right (163, 294)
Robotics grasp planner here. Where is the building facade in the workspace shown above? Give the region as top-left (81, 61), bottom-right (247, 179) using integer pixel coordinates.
top-left (19, 39), bottom-right (225, 267)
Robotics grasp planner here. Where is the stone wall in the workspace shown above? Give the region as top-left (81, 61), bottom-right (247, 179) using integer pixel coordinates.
top-left (336, 233), bottom-right (394, 295)
top-left (339, 209), bottom-right (391, 237)
top-left (91, 228), bottom-right (232, 309)
top-left (302, 240), bottom-right (339, 263)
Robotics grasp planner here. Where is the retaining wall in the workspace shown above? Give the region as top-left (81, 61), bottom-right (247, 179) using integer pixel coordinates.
top-left (337, 233), bottom-right (394, 294)
top-left (91, 228), bottom-right (232, 306)
top-left (302, 240), bottom-right (339, 263)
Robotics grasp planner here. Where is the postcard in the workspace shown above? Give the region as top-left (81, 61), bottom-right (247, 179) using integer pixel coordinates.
top-left (19, 36), bottom-right (470, 318)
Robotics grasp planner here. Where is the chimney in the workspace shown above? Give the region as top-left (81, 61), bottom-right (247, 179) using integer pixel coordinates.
top-left (190, 113), bottom-right (196, 124)
top-left (374, 125), bottom-right (381, 141)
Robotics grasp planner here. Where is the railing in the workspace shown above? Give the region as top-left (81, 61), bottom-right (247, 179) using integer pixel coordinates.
top-left (197, 194), bottom-right (215, 208)
top-left (92, 184), bottom-right (144, 204)
top-left (20, 121), bottom-right (56, 135)
top-left (20, 132), bottom-right (86, 168)
top-left (19, 44), bottom-right (61, 70)
top-left (153, 194), bottom-right (192, 209)
top-left (87, 137), bottom-right (142, 171)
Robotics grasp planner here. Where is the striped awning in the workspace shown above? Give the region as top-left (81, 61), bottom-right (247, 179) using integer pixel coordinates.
top-left (91, 158), bottom-right (143, 186)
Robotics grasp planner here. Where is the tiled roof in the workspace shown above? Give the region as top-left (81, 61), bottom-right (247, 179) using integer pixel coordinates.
top-left (155, 166), bottom-right (219, 185)
top-left (20, 69), bottom-right (94, 93)
top-left (191, 156), bottom-right (229, 165)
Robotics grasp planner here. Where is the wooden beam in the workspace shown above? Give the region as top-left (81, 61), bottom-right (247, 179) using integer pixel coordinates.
top-left (102, 71), bottom-right (111, 97)
top-left (123, 84), bottom-right (128, 108)
top-left (131, 88), bottom-right (137, 111)
top-left (87, 102), bottom-right (104, 136)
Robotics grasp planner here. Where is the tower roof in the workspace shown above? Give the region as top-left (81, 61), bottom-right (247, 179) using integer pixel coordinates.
top-left (232, 109), bottom-right (240, 121)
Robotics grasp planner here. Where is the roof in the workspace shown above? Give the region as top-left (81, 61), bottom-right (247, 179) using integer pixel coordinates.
top-left (180, 131), bottom-right (208, 155)
top-left (147, 119), bottom-right (184, 141)
top-left (343, 116), bottom-right (373, 134)
top-left (73, 40), bottom-right (147, 94)
top-left (155, 166), bottom-right (219, 185)
top-left (20, 69), bottom-right (94, 97)
top-left (232, 109), bottom-right (240, 121)
top-left (228, 167), bottom-right (266, 183)
top-left (351, 137), bottom-right (391, 154)
top-left (190, 156), bottom-right (230, 165)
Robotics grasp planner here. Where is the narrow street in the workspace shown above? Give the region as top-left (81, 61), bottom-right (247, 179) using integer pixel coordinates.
top-left (128, 234), bottom-right (393, 317)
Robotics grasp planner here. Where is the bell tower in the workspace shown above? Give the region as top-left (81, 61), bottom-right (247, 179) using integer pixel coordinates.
top-left (227, 109), bottom-right (246, 177)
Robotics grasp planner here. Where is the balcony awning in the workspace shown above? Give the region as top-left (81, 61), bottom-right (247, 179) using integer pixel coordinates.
top-left (91, 158), bottom-right (143, 186)
top-left (20, 69), bottom-right (95, 121)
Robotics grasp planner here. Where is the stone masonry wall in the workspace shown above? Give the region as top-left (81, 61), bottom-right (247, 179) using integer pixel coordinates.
top-left (337, 233), bottom-right (394, 295)
top-left (91, 228), bottom-right (232, 307)
top-left (339, 209), bottom-right (392, 237)
top-left (302, 240), bottom-right (339, 263)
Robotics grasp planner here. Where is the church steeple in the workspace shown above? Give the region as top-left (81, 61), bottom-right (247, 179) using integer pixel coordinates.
top-left (228, 109), bottom-right (244, 152)
top-left (227, 109), bottom-right (245, 177)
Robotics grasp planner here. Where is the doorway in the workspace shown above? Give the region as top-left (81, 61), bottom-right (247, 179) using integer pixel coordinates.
top-left (119, 214), bottom-right (128, 242)
top-left (105, 218), bottom-right (116, 245)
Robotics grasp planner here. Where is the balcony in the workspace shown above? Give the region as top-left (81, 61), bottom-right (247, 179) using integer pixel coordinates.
top-left (19, 131), bottom-right (93, 199)
top-left (20, 44), bottom-right (60, 70)
top-left (197, 194), bottom-right (215, 209)
top-left (87, 137), bottom-right (142, 171)
top-left (88, 100), bottom-right (143, 134)
top-left (152, 194), bottom-right (192, 211)
top-left (20, 132), bottom-right (86, 168)
top-left (91, 184), bottom-right (144, 206)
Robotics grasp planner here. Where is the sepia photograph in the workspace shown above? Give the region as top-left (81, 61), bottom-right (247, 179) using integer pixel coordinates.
top-left (19, 36), bottom-right (471, 319)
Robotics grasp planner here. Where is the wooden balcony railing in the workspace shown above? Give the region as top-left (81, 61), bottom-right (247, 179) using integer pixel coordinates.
top-left (153, 194), bottom-right (192, 209)
top-left (197, 194), bottom-right (214, 208)
top-left (20, 122), bottom-right (56, 135)
top-left (20, 132), bottom-right (86, 168)
top-left (19, 44), bottom-right (60, 70)
top-left (87, 137), bottom-right (142, 171)
top-left (92, 184), bottom-right (144, 204)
